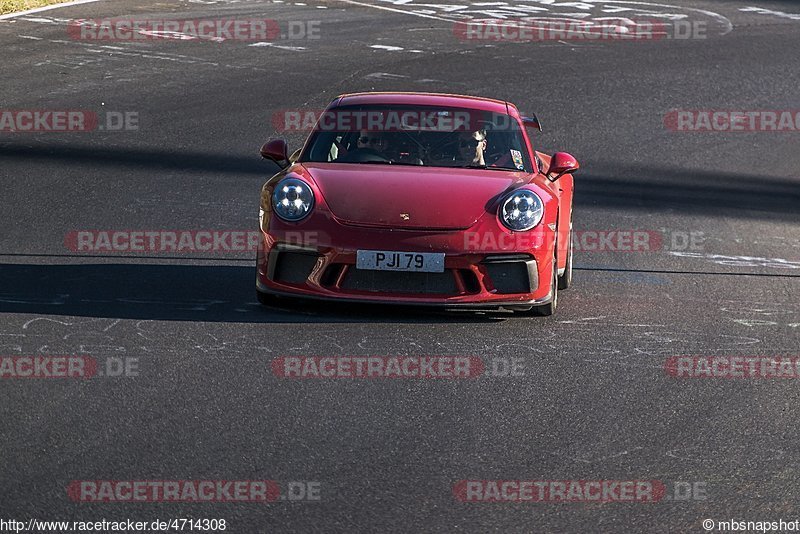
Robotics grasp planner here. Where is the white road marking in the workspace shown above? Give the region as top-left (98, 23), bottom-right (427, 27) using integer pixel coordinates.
top-left (365, 72), bottom-right (410, 79)
top-left (333, 0), bottom-right (454, 22)
top-left (666, 446), bottom-right (784, 463)
top-left (249, 42), bottom-right (307, 50)
top-left (136, 30), bottom-right (202, 41)
top-left (731, 319), bottom-right (777, 327)
top-left (0, 0), bottom-right (103, 20)
top-left (22, 35), bottom-right (270, 69)
top-left (669, 251), bottom-right (800, 269)
top-left (558, 316), bottom-right (607, 324)
top-left (369, 44), bottom-right (423, 52)
top-left (22, 317), bottom-right (73, 329)
top-left (740, 6), bottom-right (800, 21)
top-left (336, 0), bottom-right (732, 37)
top-left (18, 16), bottom-right (63, 23)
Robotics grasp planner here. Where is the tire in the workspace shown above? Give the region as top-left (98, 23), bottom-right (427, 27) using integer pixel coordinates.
top-left (531, 252), bottom-right (558, 316)
top-left (558, 215), bottom-right (573, 290)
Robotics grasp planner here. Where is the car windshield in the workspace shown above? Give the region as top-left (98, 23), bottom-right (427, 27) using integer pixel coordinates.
top-left (300, 104), bottom-right (533, 173)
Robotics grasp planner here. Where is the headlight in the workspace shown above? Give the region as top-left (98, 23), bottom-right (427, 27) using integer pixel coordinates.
top-left (499, 190), bottom-right (544, 231)
top-left (272, 178), bottom-right (314, 221)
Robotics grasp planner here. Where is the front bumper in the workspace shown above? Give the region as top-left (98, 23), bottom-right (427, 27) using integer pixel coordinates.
top-left (256, 277), bottom-right (552, 311)
top-left (255, 226), bottom-right (555, 310)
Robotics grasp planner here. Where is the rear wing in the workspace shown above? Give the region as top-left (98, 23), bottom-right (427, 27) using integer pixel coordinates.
top-left (521, 114), bottom-right (543, 132)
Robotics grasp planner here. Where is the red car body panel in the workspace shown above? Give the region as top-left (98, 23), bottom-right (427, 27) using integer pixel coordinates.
top-left (301, 163), bottom-right (524, 230)
top-left (256, 92), bottom-right (576, 310)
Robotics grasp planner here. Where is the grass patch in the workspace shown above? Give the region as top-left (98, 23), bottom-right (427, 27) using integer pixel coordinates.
top-left (1, 0), bottom-right (75, 15)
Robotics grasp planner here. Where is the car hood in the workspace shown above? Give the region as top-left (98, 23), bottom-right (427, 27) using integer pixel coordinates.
top-left (299, 163), bottom-right (525, 230)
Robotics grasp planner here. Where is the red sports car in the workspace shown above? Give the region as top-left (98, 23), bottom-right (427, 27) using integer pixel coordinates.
top-left (256, 92), bottom-right (578, 315)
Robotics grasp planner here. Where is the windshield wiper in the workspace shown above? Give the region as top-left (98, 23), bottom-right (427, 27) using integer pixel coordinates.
top-left (462, 164), bottom-right (522, 171)
top-left (349, 160), bottom-right (423, 166)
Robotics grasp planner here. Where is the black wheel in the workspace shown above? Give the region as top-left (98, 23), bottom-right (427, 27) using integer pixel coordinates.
top-left (531, 252), bottom-right (558, 316)
top-left (558, 215), bottom-right (573, 290)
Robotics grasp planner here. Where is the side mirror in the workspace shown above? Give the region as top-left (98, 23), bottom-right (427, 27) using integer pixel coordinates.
top-left (546, 152), bottom-right (579, 182)
top-left (521, 114), bottom-right (543, 132)
top-left (260, 138), bottom-right (289, 167)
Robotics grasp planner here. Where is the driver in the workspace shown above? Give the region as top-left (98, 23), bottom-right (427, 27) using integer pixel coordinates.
top-left (455, 128), bottom-right (487, 166)
top-left (356, 129), bottom-right (388, 154)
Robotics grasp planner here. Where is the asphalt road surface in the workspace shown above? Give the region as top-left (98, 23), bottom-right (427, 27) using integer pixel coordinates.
top-left (2, 0), bottom-right (800, 531)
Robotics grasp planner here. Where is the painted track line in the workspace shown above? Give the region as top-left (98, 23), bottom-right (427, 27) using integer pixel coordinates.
top-left (0, 0), bottom-right (103, 21)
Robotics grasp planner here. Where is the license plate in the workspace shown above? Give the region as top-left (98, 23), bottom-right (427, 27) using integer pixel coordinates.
top-left (356, 250), bottom-right (445, 273)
